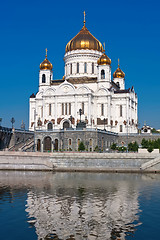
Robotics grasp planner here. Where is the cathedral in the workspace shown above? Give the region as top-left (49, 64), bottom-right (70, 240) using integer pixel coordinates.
top-left (29, 13), bottom-right (138, 151)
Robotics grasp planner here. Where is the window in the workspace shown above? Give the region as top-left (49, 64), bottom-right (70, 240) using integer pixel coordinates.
top-left (101, 104), bottom-right (104, 116)
top-left (101, 69), bottom-right (105, 79)
top-left (69, 139), bottom-right (72, 145)
top-left (82, 102), bottom-right (84, 114)
top-left (77, 62), bottom-right (79, 73)
top-left (65, 103), bottom-right (67, 115)
top-left (120, 125), bottom-right (123, 132)
top-left (42, 74), bottom-right (46, 83)
top-left (84, 62), bottom-right (87, 73)
top-left (41, 107), bottom-right (43, 118)
top-left (69, 103), bottom-right (71, 115)
top-left (49, 104), bottom-right (51, 116)
top-left (77, 139), bottom-right (80, 146)
top-left (50, 75), bottom-right (52, 81)
top-left (70, 63), bottom-right (72, 74)
top-left (89, 139), bottom-right (92, 152)
top-left (62, 103), bottom-right (64, 115)
top-left (48, 122), bottom-right (53, 131)
top-left (92, 62), bottom-right (94, 74)
top-left (120, 105), bottom-right (122, 117)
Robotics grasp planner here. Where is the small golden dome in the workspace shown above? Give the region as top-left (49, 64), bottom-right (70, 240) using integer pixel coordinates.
top-left (65, 13), bottom-right (103, 53)
top-left (40, 49), bottom-right (53, 70)
top-left (113, 59), bottom-right (125, 78)
top-left (97, 52), bottom-right (111, 65)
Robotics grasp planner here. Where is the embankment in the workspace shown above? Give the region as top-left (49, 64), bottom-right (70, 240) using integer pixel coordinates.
top-left (0, 151), bottom-right (160, 172)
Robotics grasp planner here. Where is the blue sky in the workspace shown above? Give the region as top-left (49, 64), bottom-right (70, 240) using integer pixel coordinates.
top-left (0, 0), bottom-right (160, 129)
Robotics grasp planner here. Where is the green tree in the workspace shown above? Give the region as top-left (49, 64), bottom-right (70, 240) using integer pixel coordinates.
top-left (128, 141), bottom-right (139, 152)
top-left (141, 138), bottom-right (149, 148)
top-left (78, 141), bottom-right (85, 151)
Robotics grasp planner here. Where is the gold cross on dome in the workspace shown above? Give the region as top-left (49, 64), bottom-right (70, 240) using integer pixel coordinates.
top-left (83, 11), bottom-right (86, 25)
top-left (45, 48), bottom-right (48, 58)
top-left (118, 58), bottom-right (120, 67)
top-left (103, 42), bottom-right (105, 51)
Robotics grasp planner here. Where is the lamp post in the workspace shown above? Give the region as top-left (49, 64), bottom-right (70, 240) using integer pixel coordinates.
top-left (21, 120), bottom-right (25, 144)
top-left (104, 118), bottom-right (106, 131)
top-left (70, 115), bottom-right (73, 127)
top-left (34, 110), bottom-right (37, 152)
top-left (11, 117), bottom-right (15, 129)
top-left (79, 109), bottom-right (82, 123)
top-left (0, 118), bottom-right (2, 127)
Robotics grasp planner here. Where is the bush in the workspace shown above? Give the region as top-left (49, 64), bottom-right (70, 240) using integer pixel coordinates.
top-left (148, 146), bottom-right (153, 153)
top-left (94, 145), bottom-right (99, 152)
top-left (141, 138), bottom-right (160, 151)
top-left (110, 143), bottom-right (117, 150)
top-left (128, 141), bottom-right (139, 152)
top-left (141, 138), bottom-right (149, 149)
top-left (117, 146), bottom-right (127, 152)
top-left (78, 141), bottom-right (85, 151)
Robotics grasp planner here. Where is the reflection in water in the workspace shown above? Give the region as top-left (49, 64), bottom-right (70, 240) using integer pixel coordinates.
top-left (1, 171), bottom-right (159, 240)
top-left (24, 173), bottom-right (142, 240)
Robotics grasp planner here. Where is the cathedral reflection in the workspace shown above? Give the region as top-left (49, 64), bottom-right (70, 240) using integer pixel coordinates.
top-left (25, 173), bottom-right (142, 240)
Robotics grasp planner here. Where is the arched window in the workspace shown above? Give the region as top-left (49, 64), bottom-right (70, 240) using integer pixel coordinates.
top-left (77, 63), bottom-right (79, 73)
top-left (37, 139), bottom-right (41, 152)
top-left (92, 62), bottom-right (94, 74)
top-left (70, 63), bottom-right (72, 74)
top-left (84, 62), bottom-right (87, 73)
top-left (42, 74), bottom-right (46, 83)
top-left (54, 139), bottom-right (58, 151)
top-left (69, 139), bottom-right (72, 145)
top-left (48, 122), bottom-right (53, 131)
top-left (63, 121), bottom-right (69, 129)
top-left (101, 70), bottom-right (105, 79)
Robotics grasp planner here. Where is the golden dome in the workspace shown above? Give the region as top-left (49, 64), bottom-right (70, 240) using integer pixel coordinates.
top-left (40, 49), bottom-right (53, 70)
top-left (97, 51), bottom-right (111, 65)
top-left (113, 59), bottom-right (125, 78)
top-left (65, 14), bottom-right (103, 53)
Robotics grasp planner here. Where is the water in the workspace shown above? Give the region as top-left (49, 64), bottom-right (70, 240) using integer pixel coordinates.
top-left (0, 172), bottom-right (160, 239)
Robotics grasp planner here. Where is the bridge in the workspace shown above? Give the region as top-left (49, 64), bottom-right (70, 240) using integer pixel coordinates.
top-left (0, 126), bottom-right (12, 150)
top-left (0, 126), bottom-right (34, 151)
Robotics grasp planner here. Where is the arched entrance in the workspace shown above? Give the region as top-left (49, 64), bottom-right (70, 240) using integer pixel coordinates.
top-left (43, 136), bottom-right (52, 152)
top-left (54, 139), bottom-right (58, 151)
top-left (63, 121), bottom-right (69, 129)
top-left (37, 139), bottom-right (41, 152)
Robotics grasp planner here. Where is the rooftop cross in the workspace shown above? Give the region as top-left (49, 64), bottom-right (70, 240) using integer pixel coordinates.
top-left (103, 42), bottom-right (105, 51)
top-left (83, 11), bottom-right (86, 26)
top-left (45, 48), bottom-right (48, 58)
top-left (118, 58), bottom-right (120, 67)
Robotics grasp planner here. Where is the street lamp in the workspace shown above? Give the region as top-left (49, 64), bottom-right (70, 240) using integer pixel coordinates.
top-left (11, 117), bottom-right (15, 129)
top-left (0, 118), bottom-right (2, 127)
top-left (21, 120), bottom-right (25, 144)
top-left (79, 109), bottom-right (82, 123)
top-left (70, 115), bottom-right (73, 128)
top-left (34, 110), bottom-right (38, 152)
top-left (104, 118), bottom-right (106, 131)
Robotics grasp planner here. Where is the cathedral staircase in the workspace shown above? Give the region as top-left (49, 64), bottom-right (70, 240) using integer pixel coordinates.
top-left (140, 154), bottom-right (160, 170)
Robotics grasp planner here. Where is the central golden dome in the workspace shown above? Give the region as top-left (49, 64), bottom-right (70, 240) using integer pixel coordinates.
top-left (65, 24), bottom-right (103, 53)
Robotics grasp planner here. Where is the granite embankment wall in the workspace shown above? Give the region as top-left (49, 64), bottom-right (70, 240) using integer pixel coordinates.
top-left (0, 151), bottom-right (160, 172)
top-left (118, 134), bottom-right (160, 145)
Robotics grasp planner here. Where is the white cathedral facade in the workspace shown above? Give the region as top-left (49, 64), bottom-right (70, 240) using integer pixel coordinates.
top-left (29, 16), bottom-right (138, 134)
